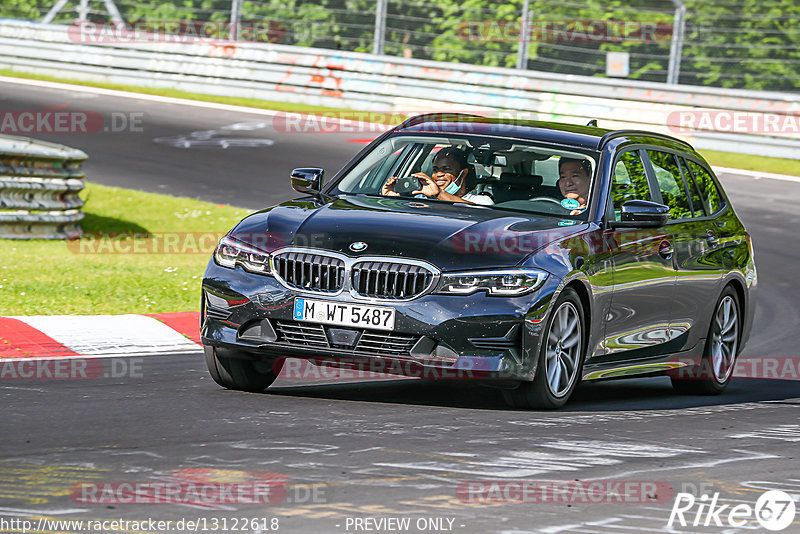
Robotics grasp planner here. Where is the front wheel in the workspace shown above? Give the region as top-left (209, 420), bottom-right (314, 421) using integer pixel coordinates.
top-left (503, 287), bottom-right (586, 409)
top-left (205, 346), bottom-right (282, 392)
top-left (671, 286), bottom-right (740, 395)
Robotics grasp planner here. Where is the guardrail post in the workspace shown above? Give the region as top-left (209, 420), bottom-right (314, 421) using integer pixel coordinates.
top-left (230, 0), bottom-right (242, 41)
top-left (43, 0), bottom-right (125, 25)
top-left (516, 0), bottom-right (531, 70)
top-left (0, 135), bottom-right (87, 240)
top-left (667, 0), bottom-right (686, 84)
top-left (373, 0), bottom-right (387, 55)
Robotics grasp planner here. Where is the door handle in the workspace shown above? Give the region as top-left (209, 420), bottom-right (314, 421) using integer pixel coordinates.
top-left (658, 239), bottom-right (673, 259)
top-left (706, 231), bottom-right (719, 248)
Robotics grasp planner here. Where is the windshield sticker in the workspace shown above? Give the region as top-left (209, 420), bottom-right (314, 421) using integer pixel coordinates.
top-left (561, 198), bottom-right (581, 209)
top-left (558, 220), bottom-right (577, 226)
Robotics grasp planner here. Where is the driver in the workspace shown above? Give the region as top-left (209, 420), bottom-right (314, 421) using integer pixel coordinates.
top-left (558, 157), bottom-right (591, 215)
top-left (382, 147), bottom-right (493, 205)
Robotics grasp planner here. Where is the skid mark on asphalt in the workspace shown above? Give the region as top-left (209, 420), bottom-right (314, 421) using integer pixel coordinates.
top-left (583, 449), bottom-right (779, 482)
top-left (153, 122), bottom-right (276, 149)
top-left (506, 400), bottom-right (790, 429)
top-left (729, 424), bottom-right (800, 442)
top-left (229, 441), bottom-right (339, 455)
top-left (373, 441), bottom-right (699, 478)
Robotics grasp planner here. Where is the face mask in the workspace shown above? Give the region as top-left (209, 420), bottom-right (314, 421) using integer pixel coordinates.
top-left (443, 170), bottom-right (465, 195)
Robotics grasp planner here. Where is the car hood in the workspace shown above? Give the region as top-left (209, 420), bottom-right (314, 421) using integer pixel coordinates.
top-left (230, 195), bottom-right (587, 271)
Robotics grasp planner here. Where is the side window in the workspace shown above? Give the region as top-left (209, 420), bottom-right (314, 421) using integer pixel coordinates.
top-left (677, 157), bottom-right (706, 218)
top-left (687, 160), bottom-right (726, 215)
top-left (610, 150), bottom-right (652, 222)
top-left (647, 150), bottom-right (692, 220)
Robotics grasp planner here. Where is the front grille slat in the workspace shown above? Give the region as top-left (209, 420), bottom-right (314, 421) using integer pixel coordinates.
top-left (274, 321), bottom-right (330, 347)
top-left (351, 261), bottom-right (434, 300)
top-left (274, 320), bottom-right (420, 357)
top-left (362, 340), bottom-right (416, 347)
top-left (273, 251), bottom-right (345, 293)
top-left (273, 250), bottom-right (435, 300)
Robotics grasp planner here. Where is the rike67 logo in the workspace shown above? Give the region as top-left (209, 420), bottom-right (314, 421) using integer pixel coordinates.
top-left (668, 490), bottom-right (796, 531)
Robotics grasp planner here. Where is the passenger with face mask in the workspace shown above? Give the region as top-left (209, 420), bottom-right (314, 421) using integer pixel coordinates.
top-left (382, 147), bottom-right (493, 205)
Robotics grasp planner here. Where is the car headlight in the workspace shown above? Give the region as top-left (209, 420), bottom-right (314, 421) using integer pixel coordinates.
top-left (213, 236), bottom-right (271, 275)
top-left (435, 268), bottom-right (548, 296)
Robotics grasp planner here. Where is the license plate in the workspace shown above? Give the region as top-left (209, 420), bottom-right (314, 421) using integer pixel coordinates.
top-left (293, 298), bottom-right (396, 331)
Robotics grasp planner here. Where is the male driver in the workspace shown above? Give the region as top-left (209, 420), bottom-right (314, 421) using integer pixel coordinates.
top-left (558, 157), bottom-right (591, 214)
top-left (382, 147), bottom-right (493, 205)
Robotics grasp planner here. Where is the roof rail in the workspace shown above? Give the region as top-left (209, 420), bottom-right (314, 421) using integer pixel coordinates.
top-left (397, 112), bottom-right (487, 129)
top-left (599, 130), bottom-right (694, 150)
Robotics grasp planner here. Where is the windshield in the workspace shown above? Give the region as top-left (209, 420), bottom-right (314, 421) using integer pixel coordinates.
top-left (332, 134), bottom-right (598, 219)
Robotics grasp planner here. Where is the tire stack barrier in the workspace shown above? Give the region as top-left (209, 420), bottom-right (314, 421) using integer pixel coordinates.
top-left (0, 134), bottom-right (87, 239)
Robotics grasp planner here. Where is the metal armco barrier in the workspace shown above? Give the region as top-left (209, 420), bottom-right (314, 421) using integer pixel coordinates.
top-left (0, 21), bottom-right (799, 159)
top-left (0, 134), bottom-right (87, 239)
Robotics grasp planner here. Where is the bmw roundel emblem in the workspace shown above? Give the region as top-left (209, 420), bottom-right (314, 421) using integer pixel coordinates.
top-left (349, 241), bottom-right (368, 252)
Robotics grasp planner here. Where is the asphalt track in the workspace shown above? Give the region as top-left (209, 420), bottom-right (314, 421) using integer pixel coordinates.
top-left (1, 78), bottom-right (799, 533)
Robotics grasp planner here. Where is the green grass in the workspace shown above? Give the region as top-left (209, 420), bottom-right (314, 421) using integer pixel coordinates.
top-left (0, 182), bottom-right (250, 315)
top-left (699, 149), bottom-right (800, 177)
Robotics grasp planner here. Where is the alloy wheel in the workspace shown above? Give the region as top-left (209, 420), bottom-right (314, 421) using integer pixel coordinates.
top-left (711, 295), bottom-right (739, 383)
top-left (545, 301), bottom-right (582, 397)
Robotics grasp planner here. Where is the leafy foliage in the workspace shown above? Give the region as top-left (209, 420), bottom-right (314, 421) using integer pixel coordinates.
top-left (3, 0), bottom-right (799, 91)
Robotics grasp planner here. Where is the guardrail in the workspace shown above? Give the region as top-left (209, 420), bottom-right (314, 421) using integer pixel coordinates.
top-left (0, 134), bottom-right (87, 239)
top-left (0, 21), bottom-right (799, 160)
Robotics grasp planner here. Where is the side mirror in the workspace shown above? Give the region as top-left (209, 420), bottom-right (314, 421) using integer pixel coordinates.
top-left (291, 168), bottom-right (324, 194)
top-left (610, 200), bottom-right (670, 228)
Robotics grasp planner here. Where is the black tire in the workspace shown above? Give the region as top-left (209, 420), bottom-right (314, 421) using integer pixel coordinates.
top-left (503, 287), bottom-right (587, 410)
top-left (671, 286), bottom-right (740, 395)
top-left (204, 346), bottom-right (282, 392)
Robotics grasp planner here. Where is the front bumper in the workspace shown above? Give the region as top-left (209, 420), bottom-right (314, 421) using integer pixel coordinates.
top-left (201, 260), bottom-right (560, 382)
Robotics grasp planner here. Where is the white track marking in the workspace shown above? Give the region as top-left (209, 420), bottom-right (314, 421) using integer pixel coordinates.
top-left (9, 314), bottom-right (200, 355)
top-left (0, 507), bottom-right (88, 516)
top-left (0, 75), bottom-right (283, 116)
top-left (0, 350), bottom-right (200, 363)
top-left (714, 165), bottom-right (800, 184)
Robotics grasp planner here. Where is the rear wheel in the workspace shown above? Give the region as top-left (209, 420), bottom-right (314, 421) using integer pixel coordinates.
top-left (503, 287), bottom-right (586, 409)
top-left (205, 346), bottom-right (282, 392)
top-left (671, 286), bottom-right (740, 395)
